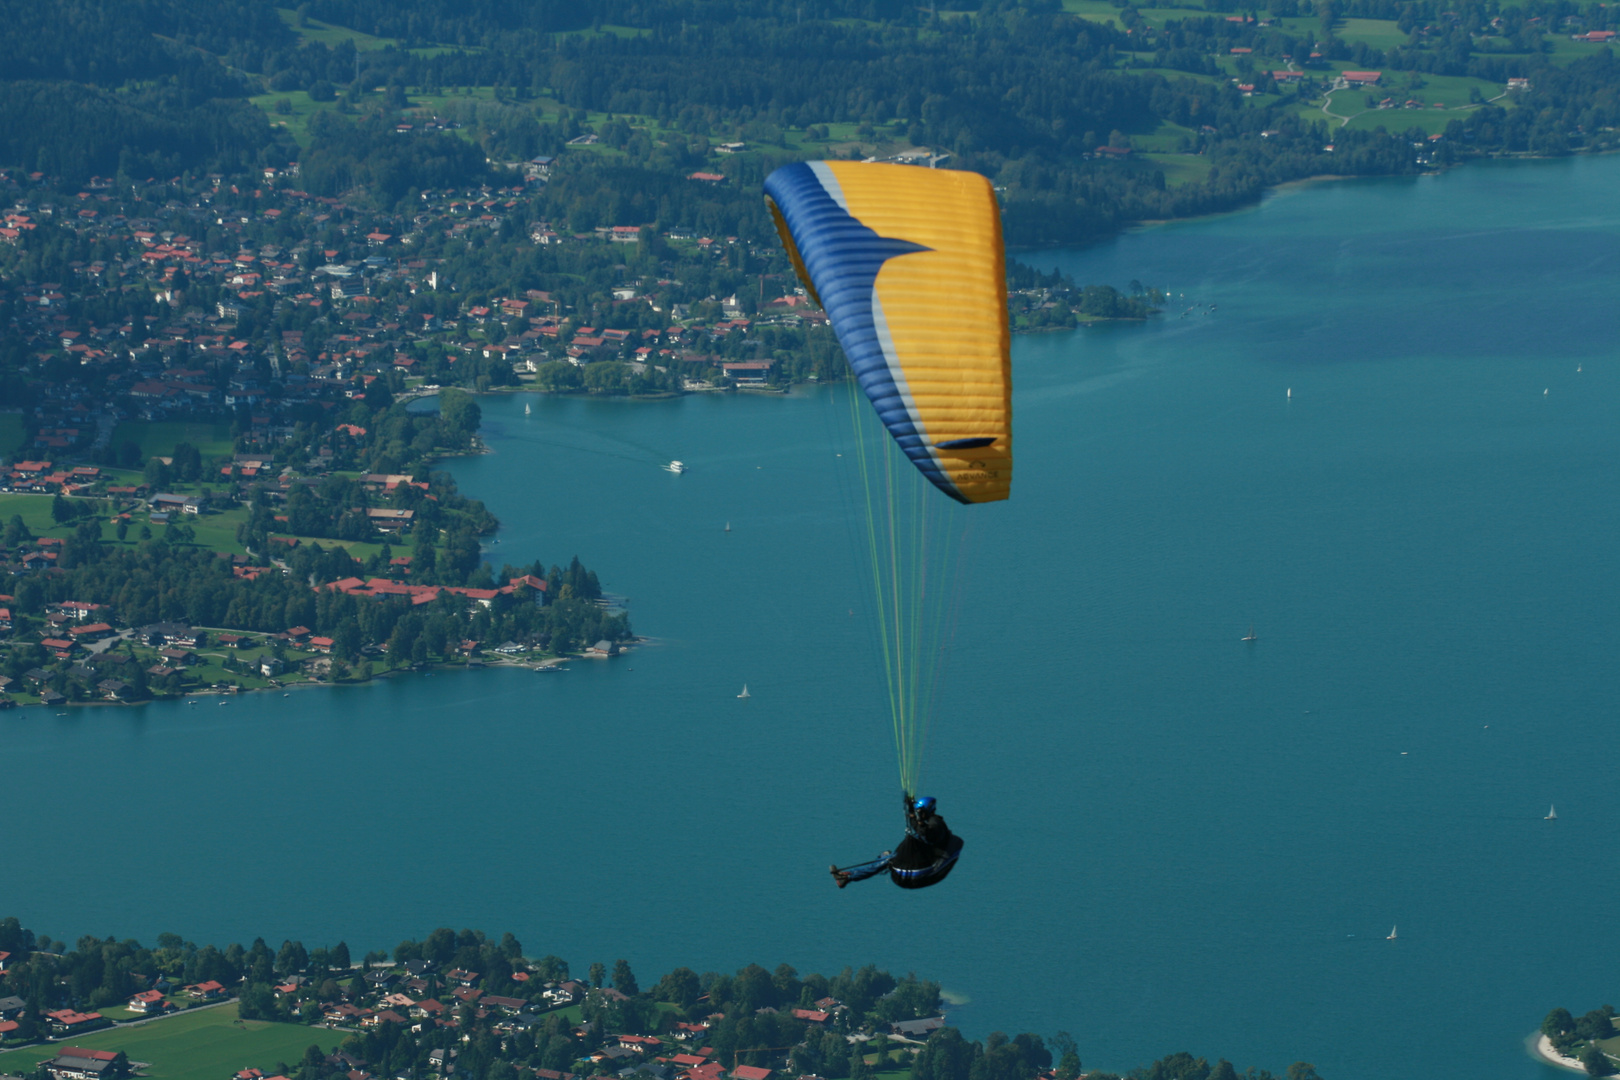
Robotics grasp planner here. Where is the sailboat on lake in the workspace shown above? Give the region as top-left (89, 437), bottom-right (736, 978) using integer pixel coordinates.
top-left (1242, 625), bottom-right (1258, 642)
top-left (737, 684), bottom-right (751, 699)
top-left (1546, 805), bottom-right (1558, 820)
top-left (1386, 926), bottom-right (1397, 940)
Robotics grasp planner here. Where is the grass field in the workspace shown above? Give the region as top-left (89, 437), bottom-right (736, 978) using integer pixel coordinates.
top-left (0, 414), bottom-right (25, 459)
top-left (1545, 34), bottom-right (1617, 60)
top-left (1333, 17), bottom-right (1411, 49)
top-left (111, 422), bottom-right (236, 463)
top-left (1294, 69), bottom-right (1511, 133)
top-left (0, 1004), bottom-right (345, 1080)
top-left (0, 492), bottom-right (73, 536)
top-left (555, 23), bottom-right (653, 39)
top-left (1139, 151), bottom-right (1216, 186)
top-left (1132, 118), bottom-right (1201, 152)
top-left (277, 7), bottom-right (397, 51)
top-left (1132, 66), bottom-right (1227, 87)
top-left (1084, 1), bottom-right (1214, 27)
top-left (1061, 0), bottom-right (1124, 27)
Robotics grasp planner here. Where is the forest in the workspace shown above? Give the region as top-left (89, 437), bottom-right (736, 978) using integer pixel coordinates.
top-left (2, 0), bottom-right (1619, 244)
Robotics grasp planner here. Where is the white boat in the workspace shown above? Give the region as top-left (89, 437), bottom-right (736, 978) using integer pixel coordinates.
top-left (1546, 805), bottom-right (1557, 820)
top-left (724, 522), bottom-right (731, 532)
top-left (524, 402), bottom-right (531, 415)
top-left (1387, 926), bottom-right (1397, 940)
top-left (1242, 625), bottom-right (1257, 642)
top-left (666, 460), bottom-right (687, 474)
top-left (737, 684), bottom-right (750, 699)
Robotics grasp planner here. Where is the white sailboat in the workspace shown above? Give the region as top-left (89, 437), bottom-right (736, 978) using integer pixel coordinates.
top-left (524, 402), bottom-right (531, 415)
top-left (1546, 805), bottom-right (1557, 820)
top-left (724, 522), bottom-right (731, 533)
top-left (665, 460), bottom-right (687, 474)
top-left (737, 684), bottom-right (751, 699)
top-left (1386, 926), bottom-right (1397, 940)
top-left (1242, 625), bottom-right (1258, 642)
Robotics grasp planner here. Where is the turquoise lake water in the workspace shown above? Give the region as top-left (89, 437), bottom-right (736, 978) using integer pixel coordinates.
top-left (8, 155), bottom-right (1620, 1079)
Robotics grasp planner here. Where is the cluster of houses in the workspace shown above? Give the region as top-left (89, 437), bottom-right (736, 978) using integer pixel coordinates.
top-left (0, 153), bottom-right (811, 446)
top-left (12, 947), bottom-right (960, 1080)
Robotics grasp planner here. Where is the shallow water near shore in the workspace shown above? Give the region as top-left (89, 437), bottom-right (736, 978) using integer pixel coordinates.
top-left (8, 155), bottom-right (1620, 1079)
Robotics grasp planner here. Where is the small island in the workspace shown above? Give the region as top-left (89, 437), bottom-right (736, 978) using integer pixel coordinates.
top-left (0, 916), bottom-right (1325, 1080)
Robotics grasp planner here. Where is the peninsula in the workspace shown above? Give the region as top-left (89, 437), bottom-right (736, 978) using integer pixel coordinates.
top-left (1537, 1006), bottom-right (1619, 1075)
top-left (0, 389), bottom-right (630, 705)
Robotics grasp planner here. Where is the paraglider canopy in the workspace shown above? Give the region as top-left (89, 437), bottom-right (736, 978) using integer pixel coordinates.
top-left (763, 161), bottom-right (1012, 505)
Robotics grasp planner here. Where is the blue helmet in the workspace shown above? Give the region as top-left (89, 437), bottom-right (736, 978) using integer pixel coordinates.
top-left (914, 796), bottom-right (936, 814)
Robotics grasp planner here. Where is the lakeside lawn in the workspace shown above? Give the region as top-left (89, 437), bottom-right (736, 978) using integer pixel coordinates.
top-left (0, 1004), bottom-right (344, 1080)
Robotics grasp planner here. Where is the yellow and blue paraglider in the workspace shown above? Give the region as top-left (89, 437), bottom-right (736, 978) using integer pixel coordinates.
top-left (765, 161), bottom-right (1011, 504)
top-left (764, 162), bottom-right (1011, 889)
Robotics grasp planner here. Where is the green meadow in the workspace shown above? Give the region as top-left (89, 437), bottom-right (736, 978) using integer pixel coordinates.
top-left (110, 421), bottom-right (236, 463)
top-left (277, 7), bottom-right (396, 50)
top-left (0, 413), bottom-right (26, 459)
top-left (0, 1004), bottom-right (345, 1080)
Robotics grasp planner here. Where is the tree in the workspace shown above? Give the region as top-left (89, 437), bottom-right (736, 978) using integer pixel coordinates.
top-left (612, 959), bottom-right (638, 996)
top-left (589, 961), bottom-right (606, 988)
top-left (3, 514), bottom-right (28, 546)
top-left (1051, 1033), bottom-right (1080, 1080)
top-left (51, 493), bottom-right (72, 524)
top-left (276, 940), bottom-right (308, 976)
top-left (1582, 1046), bottom-right (1614, 1077)
top-left (655, 967), bottom-right (701, 1007)
top-left (171, 442), bottom-right (202, 481)
top-left (1577, 1010), bottom-right (1616, 1042)
top-left (439, 388), bottom-right (482, 440)
top-left (913, 1028), bottom-right (976, 1080)
top-left (533, 955), bottom-right (569, 982)
top-left (238, 983), bottom-right (276, 1020)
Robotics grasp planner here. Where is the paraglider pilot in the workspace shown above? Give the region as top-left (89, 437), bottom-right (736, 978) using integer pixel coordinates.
top-left (831, 795), bottom-right (964, 889)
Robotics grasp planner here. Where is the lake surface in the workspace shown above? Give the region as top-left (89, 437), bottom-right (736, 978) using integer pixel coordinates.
top-left (8, 155), bottom-right (1620, 1079)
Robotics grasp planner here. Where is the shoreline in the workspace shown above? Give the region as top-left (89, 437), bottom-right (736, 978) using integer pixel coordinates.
top-left (10, 650), bottom-right (605, 709)
top-left (1022, 147), bottom-right (1620, 249)
top-left (1531, 1033), bottom-right (1586, 1073)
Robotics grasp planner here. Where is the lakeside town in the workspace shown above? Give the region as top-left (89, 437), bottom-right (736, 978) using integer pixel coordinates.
top-left (0, 921), bottom-right (1319, 1080)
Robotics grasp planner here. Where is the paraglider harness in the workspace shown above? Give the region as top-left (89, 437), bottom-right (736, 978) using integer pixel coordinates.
top-left (888, 794), bottom-right (964, 890)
